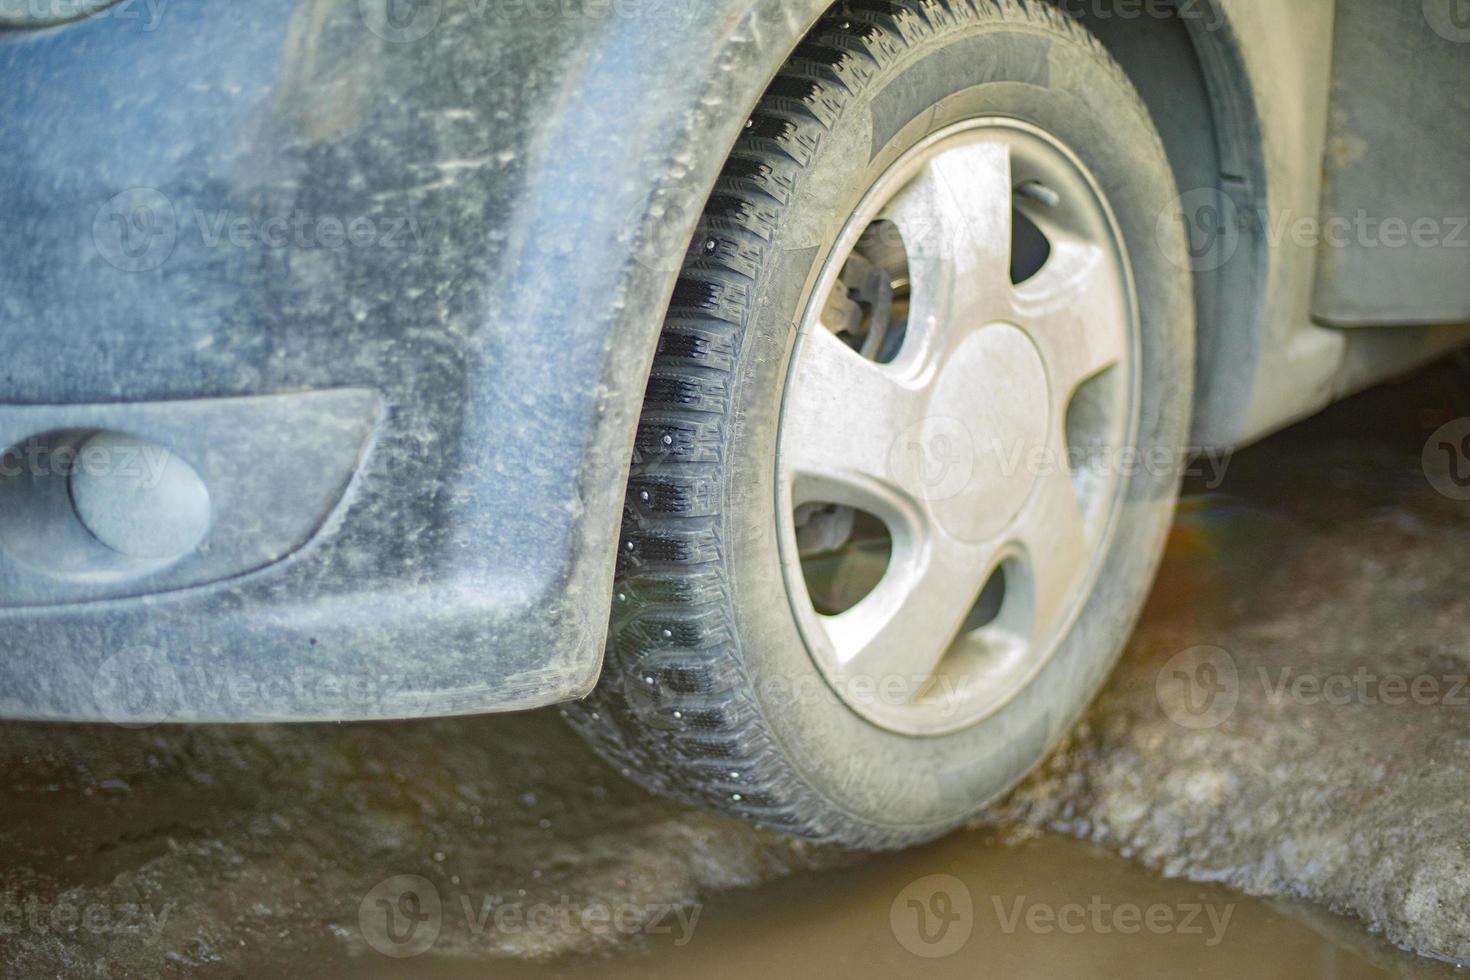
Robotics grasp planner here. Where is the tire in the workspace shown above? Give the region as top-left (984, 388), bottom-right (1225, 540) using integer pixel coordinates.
top-left (564, 0), bottom-right (1194, 850)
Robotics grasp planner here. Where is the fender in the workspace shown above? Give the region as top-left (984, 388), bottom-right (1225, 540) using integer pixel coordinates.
top-left (0, 0), bottom-right (830, 721)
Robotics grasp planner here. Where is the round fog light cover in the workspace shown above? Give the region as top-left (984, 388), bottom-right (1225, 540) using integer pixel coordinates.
top-left (69, 432), bottom-right (212, 562)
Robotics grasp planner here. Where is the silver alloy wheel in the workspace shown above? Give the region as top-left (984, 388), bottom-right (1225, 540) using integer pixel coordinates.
top-left (776, 118), bottom-right (1140, 737)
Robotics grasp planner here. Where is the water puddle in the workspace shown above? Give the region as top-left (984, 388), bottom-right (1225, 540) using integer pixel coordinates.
top-left (347, 832), bottom-right (1440, 979)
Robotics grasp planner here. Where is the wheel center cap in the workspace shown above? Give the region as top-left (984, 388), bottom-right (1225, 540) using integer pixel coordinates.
top-left (887, 322), bottom-right (1050, 543)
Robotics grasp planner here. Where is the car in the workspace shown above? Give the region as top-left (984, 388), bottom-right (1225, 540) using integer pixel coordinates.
top-left (1, 0), bottom-right (1466, 849)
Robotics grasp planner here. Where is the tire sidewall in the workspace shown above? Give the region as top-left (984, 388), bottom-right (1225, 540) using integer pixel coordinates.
top-left (720, 20), bottom-right (1194, 836)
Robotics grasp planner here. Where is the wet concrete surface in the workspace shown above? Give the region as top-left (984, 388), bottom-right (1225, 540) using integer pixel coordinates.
top-left (2, 360), bottom-right (1468, 977)
top-left (994, 357), bottom-right (1470, 968)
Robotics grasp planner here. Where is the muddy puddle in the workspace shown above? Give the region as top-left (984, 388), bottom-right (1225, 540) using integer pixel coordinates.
top-left (344, 833), bottom-right (1447, 980)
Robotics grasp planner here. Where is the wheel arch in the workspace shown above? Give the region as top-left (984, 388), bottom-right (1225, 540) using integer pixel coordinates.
top-left (1065, 0), bottom-right (1270, 450)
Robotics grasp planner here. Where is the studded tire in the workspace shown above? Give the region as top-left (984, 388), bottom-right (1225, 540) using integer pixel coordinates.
top-left (562, 0), bottom-right (1194, 850)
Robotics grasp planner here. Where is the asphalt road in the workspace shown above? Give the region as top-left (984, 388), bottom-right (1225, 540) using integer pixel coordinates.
top-left (2, 358), bottom-right (1467, 977)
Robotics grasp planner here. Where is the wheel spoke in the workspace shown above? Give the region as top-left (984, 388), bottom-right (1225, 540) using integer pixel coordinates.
top-left (881, 138), bottom-right (1014, 366)
top-left (1012, 459), bottom-right (1093, 645)
top-left (780, 325), bottom-right (921, 511)
top-left (1014, 237), bottom-right (1129, 399)
top-left (824, 534), bottom-right (993, 694)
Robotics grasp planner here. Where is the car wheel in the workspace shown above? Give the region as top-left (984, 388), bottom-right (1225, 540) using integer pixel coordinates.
top-left (564, 0), bottom-right (1194, 850)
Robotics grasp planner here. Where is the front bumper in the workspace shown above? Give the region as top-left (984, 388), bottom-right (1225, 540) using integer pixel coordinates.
top-left (0, 0), bottom-right (827, 721)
